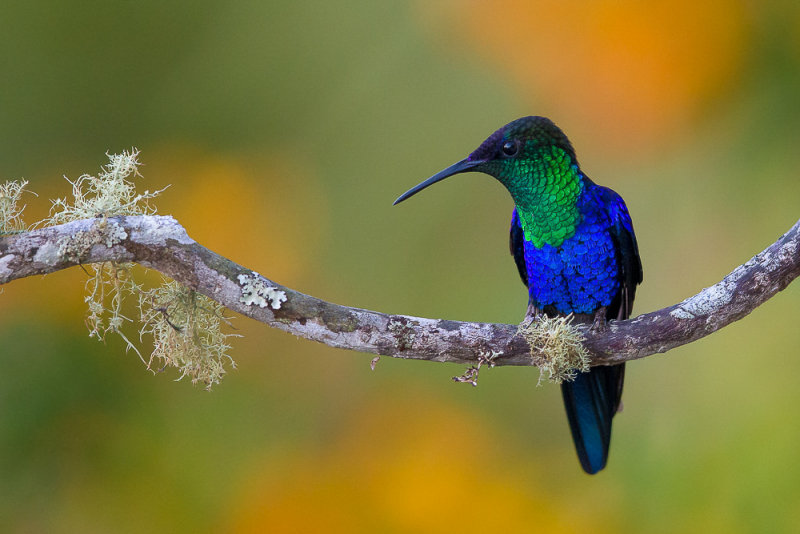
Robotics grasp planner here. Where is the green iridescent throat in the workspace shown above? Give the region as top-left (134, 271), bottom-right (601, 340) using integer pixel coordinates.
top-left (498, 146), bottom-right (583, 248)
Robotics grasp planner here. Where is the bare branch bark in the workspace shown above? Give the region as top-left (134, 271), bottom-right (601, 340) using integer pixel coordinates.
top-left (1, 215), bottom-right (798, 366)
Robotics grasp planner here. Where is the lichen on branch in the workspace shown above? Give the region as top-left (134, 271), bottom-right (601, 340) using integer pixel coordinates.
top-left (1, 150), bottom-right (238, 388)
top-left (139, 281), bottom-right (237, 388)
top-left (517, 315), bottom-right (590, 384)
top-left (238, 272), bottom-right (287, 310)
top-left (43, 149), bottom-right (165, 225)
top-left (0, 179), bottom-right (36, 235)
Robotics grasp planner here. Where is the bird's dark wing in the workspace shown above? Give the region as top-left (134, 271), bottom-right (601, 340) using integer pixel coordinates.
top-left (562, 186), bottom-right (641, 474)
top-left (601, 186), bottom-right (642, 321)
top-left (509, 208), bottom-right (528, 287)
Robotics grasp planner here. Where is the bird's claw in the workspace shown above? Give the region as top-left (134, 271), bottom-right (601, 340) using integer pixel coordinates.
top-left (590, 306), bottom-right (609, 333)
top-left (521, 303), bottom-right (543, 328)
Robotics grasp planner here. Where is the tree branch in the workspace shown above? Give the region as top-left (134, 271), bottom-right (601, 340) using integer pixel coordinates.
top-left (1, 215), bottom-right (798, 367)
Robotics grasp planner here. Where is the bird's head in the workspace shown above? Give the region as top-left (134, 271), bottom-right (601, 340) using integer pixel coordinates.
top-left (394, 116), bottom-right (578, 206)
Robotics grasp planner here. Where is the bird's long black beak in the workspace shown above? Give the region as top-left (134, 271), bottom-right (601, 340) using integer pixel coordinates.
top-left (393, 158), bottom-right (484, 205)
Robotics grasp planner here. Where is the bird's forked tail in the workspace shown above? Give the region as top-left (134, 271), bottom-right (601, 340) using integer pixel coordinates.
top-left (560, 363), bottom-right (625, 474)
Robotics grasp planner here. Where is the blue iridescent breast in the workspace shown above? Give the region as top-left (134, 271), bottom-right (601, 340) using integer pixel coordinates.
top-left (518, 184), bottom-right (620, 315)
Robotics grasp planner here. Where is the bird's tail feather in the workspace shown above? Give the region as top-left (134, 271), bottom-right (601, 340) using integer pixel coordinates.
top-left (560, 364), bottom-right (625, 474)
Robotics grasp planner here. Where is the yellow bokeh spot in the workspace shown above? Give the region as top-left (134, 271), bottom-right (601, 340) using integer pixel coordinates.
top-left (227, 394), bottom-right (612, 533)
top-left (150, 145), bottom-right (328, 287)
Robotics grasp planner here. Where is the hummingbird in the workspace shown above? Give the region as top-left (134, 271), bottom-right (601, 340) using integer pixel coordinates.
top-left (394, 116), bottom-right (642, 474)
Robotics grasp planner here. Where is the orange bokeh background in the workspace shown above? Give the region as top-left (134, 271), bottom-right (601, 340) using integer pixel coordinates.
top-left (2, 2), bottom-right (800, 532)
top-left (418, 0), bottom-right (750, 154)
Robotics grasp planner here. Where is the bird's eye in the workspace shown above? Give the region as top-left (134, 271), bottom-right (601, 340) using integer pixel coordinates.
top-left (501, 140), bottom-right (518, 157)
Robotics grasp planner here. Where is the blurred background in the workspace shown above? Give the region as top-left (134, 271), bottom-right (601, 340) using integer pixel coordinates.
top-left (1, 1), bottom-right (800, 532)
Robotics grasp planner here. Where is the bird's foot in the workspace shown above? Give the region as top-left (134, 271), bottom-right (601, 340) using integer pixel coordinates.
top-left (521, 303), bottom-right (543, 328)
top-left (590, 306), bottom-right (609, 334)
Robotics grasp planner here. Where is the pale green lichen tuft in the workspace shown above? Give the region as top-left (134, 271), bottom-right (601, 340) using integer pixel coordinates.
top-left (83, 261), bottom-right (143, 349)
top-left (0, 179), bottom-right (36, 235)
top-left (41, 149), bottom-right (162, 360)
top-left (139, 281), bottom-right (236, 389)
top-left (517, 315), bottom-right (591, 385)
top-left (238, 272), bottom-right (287, 310)
top-left (44, 148), bottom-right (167, 225)
top-left (35, 150), bottom-right (236, 388)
